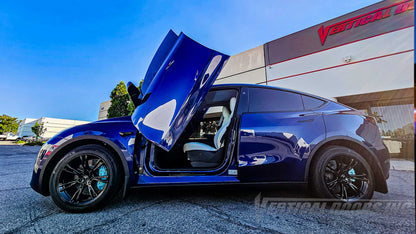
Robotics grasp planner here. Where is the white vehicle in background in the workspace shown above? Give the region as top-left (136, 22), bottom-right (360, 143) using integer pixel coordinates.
top-left (0, 133), bottom-right (19, 141)
top-left (22, 135), bottom-right (36, 141)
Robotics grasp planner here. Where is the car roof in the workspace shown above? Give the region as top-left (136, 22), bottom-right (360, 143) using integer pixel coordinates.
top-left (212, 83), bottom-right (333, 102)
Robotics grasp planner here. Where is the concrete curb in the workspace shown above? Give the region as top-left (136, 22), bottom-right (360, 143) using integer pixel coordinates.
top-left (0, 141), bottom-right (18, 145)
top-left (390, 159), bottom-right (414, 171)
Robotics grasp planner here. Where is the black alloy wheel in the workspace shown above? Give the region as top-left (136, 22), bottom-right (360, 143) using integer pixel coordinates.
top-left (49, 145), bottom-right (121, 212)
top-left (311, 146), bottom-right (375, 202)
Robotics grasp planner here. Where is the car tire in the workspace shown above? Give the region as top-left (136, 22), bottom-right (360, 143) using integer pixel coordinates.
top-left (310, 146), bottom-right (375, 202)
top-left (49, 144), bottom-right (121, 213)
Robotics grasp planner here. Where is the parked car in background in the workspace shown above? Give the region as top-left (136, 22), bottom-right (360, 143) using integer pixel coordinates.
top-left (30, 31), bottom-right (390, 213)
top-left (0, 132), bottom-right (19, 141)
top-left (25, 136), bottom-right (37, 141)
top-left (7, 133), bottom-right (19, 141)
top-left (21, 135), bottom-right (45, 142)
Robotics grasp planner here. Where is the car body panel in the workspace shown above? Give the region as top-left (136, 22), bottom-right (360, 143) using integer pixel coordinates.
top-left (131, 32), bottom-right (229, 151)
top-left (30, 31), bottom-right (389, 200)
top-left (317, 101), bottom-right (390, 177)
top-left (322, 107), bottom-right (390, 183)
top-left (30, 116), bottom-right (137, 195)
top-left (238, 111), bottom-right (326, 182)
top-left (137, 175), bottom-right (239, 185)
top-left (30, 84), bottom-right (390, 197)
top-left (141, 30), bottom-right (179, 95)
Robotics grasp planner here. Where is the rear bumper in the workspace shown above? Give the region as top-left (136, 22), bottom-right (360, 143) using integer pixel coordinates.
top-left (383, 158), bottom-right (390, 180)
top-left (373, 146), bottom-right (390, 193)
top-left (379, 147), bottom-right (391, 179)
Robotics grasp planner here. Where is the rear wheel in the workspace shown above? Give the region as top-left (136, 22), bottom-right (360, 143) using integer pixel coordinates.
top-left (49, 144), bottom-right (121, 212)
top-left (311, 146), bottom-right (374, 202)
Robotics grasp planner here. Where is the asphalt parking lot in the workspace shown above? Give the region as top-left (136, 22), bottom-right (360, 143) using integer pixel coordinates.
top-left (0, 145), bottom-right (414, 233)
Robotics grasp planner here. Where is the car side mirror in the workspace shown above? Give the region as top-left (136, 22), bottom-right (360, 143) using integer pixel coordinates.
top-left (127, 81), bottom-right (143, 107)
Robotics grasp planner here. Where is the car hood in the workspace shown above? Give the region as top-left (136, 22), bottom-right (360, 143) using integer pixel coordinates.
top-left (131, 31), bottom-right (229, 151)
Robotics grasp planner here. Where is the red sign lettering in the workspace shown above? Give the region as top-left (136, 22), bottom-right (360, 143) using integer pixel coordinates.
top-left (318, 0), bottom-right (414, 45)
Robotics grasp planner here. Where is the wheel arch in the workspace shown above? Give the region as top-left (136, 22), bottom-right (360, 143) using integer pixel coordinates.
top-left (305, 136), bottom-right (388, 193)
top-left (40, 135), bottom-right (130, 197)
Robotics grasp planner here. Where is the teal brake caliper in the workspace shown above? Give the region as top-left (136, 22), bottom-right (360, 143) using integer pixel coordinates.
top-left (348, 168), bottom-right (356, 182)
top-left (97, 165), bottom-right (107, 190)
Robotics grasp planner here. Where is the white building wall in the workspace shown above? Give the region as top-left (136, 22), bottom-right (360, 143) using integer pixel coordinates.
top-left (214, 45), bottom-right (266, 85)
top-left (16, 117), bottom-right (90, 138)
top-left (266, 27), bottom-right (414, 99)
top-left (39, 117), bottom-right (90, 138)
top-left (214, 68), bottom-right (266, 85)
top-left (98, 100), bottom-right (112, 120)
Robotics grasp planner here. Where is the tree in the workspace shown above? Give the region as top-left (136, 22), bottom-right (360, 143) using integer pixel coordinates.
top-left (138, 79), bottom-right (143, 91)
top-left (107, 81), bottom-right (135, 118)
top-left (31, 122), bottom-right (46, 140)
top-left (371, 111), bottom-right (387, 124)
top-left (0, 114), bottom-right (21, 134)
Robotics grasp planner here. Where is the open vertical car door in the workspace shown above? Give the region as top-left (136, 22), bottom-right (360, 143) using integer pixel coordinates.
top-left (131, 31), bottom-right (229, 151)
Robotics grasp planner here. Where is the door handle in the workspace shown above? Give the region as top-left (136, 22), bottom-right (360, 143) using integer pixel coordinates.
top-left (299, 112), bottom-right (321, 117)
top-left (297, 119), bottom-right (314, 123)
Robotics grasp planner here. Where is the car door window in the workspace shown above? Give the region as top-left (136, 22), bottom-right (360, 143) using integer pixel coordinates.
top-left (248, 88), bottom-right (303, 112)
top-left (302, 95), bottom-right (326, 110)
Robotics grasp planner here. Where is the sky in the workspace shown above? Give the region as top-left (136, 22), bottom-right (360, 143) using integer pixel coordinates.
top-left (0, 0), bottom-right (380, 122)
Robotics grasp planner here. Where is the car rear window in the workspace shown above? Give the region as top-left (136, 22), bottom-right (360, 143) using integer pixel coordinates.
top-left (249, 88), bottom-right (303, 112)
top-left (302, 95), bottom-right (326, 110)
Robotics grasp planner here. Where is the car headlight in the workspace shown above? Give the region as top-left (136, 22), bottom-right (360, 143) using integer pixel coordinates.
top-left (34, 143), bottom-right (57, 173)
top-left (39, 143), bottom-right (57, 157)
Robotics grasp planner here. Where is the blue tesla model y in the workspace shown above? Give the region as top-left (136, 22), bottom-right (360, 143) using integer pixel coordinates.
top-left (31, 30), bottom-right (390, 212)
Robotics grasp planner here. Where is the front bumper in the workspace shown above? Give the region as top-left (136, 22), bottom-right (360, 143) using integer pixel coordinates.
top-left (30, 142), bottom-right (60, 196)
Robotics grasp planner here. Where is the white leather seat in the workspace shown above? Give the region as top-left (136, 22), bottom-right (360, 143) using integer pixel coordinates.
top-left (183, 142), bottom-right (218, 152)
top-left (183, 97), bottom-right (236, 154)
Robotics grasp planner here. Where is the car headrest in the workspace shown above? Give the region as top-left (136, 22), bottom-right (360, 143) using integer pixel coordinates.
top-left (230, 97), bottom-right (236, 112)
top-left (222, 106), bottom-right (230, 118)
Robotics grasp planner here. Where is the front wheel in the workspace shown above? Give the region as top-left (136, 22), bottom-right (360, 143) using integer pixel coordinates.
top-left (49, 144), bottom-right (121, 212)
top-left (310, 146), bottom-right (375, 202)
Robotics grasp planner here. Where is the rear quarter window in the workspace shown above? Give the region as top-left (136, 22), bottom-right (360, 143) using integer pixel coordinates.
top-left (302, 95), bottom-right (326, 110)
top-left (249, 88), bottom-right (303, 112)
